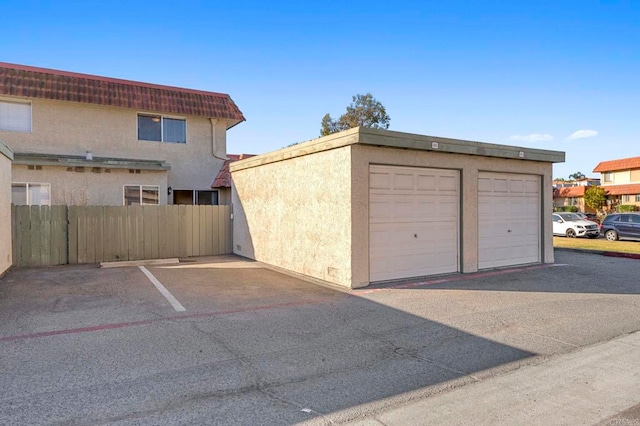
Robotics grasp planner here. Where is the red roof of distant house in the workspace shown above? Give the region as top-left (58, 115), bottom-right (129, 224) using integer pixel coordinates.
top-left (602, 184), bottom-right (640, 196)
top-left (0, 62), bottom-right (245, 128)
top-left (212, 154), bottom-right (255, 188)
top-left (593, 156), bottom-right (640, 173)
top-left (554, 186), bottom-right (586, 198)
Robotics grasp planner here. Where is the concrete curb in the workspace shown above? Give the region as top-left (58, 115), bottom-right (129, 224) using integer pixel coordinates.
top-left (100, 258), bottom-right (180, 268)
top-left (555, 247), bottom-right (640, 260)
top-left (349, 331), bottom-right (640, 426)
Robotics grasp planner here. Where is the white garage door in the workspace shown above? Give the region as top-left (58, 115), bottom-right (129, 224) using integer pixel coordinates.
top-left (369, 165), bottom-right (460, 282)
top-left (478, 172), bottom-right (540, 269)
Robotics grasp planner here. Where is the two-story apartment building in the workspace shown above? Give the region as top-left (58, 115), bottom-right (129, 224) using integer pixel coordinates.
top-left (0, 62), bottom-right (244, 206)
top-left (593, 156), bottom-right (640, 209)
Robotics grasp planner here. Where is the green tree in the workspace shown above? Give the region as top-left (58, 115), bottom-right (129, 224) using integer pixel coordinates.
top-left (584, 185), bottom-right (606, 211)
top-left (320, 93), bottom-right (390, 136)
top-left (568, 171), bottom-right (586, 180)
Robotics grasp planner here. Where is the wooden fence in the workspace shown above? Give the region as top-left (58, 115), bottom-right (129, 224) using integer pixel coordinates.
top-left (11, 205), bottom-right (233, 267)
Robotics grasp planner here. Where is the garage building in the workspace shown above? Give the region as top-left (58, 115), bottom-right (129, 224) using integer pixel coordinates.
top-left (231, 127), bottom-right (564, 289)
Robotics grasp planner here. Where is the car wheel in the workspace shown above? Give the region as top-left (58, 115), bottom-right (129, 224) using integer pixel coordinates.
top-left (565, 228), bottom-right (577, 238)
top-left (605, 230), bottom-right (618, 241)
top-left (587, 234), bottom-right (598, 239)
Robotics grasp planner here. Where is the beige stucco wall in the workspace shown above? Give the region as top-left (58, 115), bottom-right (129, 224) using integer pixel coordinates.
top-left (12, 165), bottom-right (167, 206)
top-left (232, 146), bottom-right (353, 287)
top-left (218, 188), bottom-right (232, 205)
top-left (350, 144), bottom-right (555, 287)
top-left (0, 142), bottom-right (13, 276)
top-left (610, 170), bottom-right (631, 185)
top-left (0, 97), bottom-right (227, 196)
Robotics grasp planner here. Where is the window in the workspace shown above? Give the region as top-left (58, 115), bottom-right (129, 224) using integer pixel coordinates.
top-left (623, 195), bottom-right (631, 203)
top-left (0, 99), bottom-right (31, 132)
top-left (11, 183), bottom-right (50, 205)
top-left (138, 114), bottom-right (186, 143)
top-left (172, 190), bottom-right (219, 205)
top-left (196, 190), bottom-right (219, 205)
top-left (603, 172), bottom-right (613, 183)
top-left (124, 185), bottom-right (159, 205)
top-left (635, 195), bottom-right (640, 202)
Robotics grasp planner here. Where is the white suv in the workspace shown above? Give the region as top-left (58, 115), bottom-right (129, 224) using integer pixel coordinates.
top-left (552, 212), bottom-right (600, 238)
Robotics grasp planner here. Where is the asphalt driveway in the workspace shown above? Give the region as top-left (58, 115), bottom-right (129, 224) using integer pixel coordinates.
top-left (1, 251), bottom-right (639, 425)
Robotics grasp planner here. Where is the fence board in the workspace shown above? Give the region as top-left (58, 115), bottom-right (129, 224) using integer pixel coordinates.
top-left (178, 205), bottom-right (187, 258)
top-left (68, 206), bottom-right (79, 264)
top-left (185, 205), bottom-right (193, 257)
top-left (93, 206), bottom-right (104, 263)
top-left (198, 206), bottom-right (206, 256)
top-left (17, 206), bottom-right (29, 266)
top-left (29, 206), bottom-right (42, 266)
top-left (211, 206), bottom-right (220, 255)
top-left (157, 206), bottom-right (169, 259)
top-left (205, 206), bottom-right (214, 255)
top-left (118, 207), bottom-right (128, 261)
top-left (51, 206), bottom-right (69, 265)
top-left (40, 205), bottom-right (51, 266)
top-left (143, 206), bottom-right (154, 260)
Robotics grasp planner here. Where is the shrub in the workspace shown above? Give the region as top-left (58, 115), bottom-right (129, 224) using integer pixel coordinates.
top-left (618, 204), bottom-right (637, 212)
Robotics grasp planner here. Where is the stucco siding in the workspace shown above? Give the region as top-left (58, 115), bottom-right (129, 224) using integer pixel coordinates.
top-left (612, 170), bottom-right (631, 185)
top-left (12, 165), bottom-right (167, 206)
top-left (0, 142), bottom-right (13, 276)
top-left (350, 144), bottom-right (554, 287)
top-left (0, 98), bottom-right (225, 192)
top-left (232, 146), bottom-right (353, 287)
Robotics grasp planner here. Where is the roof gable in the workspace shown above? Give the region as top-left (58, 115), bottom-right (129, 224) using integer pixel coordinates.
top-left (0, 62), bottom-right (245, 128)
top-left (593, 156), bottom-right (640, 173)
top-left (212, 154), bottom-right (255, 188)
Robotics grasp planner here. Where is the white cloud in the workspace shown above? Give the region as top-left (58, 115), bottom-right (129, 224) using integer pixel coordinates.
top-left (567, 129), bottom-right (598, 140)
top-left (509, 134), bottom-right (554, 142)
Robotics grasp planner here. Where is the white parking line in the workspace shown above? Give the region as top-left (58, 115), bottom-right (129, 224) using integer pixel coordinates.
top-left (138, 266), bottom-right (186, 312)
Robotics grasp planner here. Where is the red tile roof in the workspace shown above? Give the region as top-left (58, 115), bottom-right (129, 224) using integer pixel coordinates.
top-left (593, 156), bottom-right (640, 173)
top-left (553, 186), bottom-right (586, 198)
top-left (0, 62), bottom-right (245, 128)
top-left (602, 184), bottom-right (640, 196)
top-left (212, 154), bottom-right (255, 188)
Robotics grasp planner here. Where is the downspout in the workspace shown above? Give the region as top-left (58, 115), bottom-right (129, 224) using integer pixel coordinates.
top-left (210, 118), bottom-right (227, 160)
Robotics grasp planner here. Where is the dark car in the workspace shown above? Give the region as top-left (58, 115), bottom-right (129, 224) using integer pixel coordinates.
top-left (600, 213), bottom-right (640, 241)
top-left (577, 212), bottom-right (599, 222)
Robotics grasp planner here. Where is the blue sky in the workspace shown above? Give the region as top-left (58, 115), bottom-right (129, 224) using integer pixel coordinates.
top-left (2, 0), bottom-right (639, 179)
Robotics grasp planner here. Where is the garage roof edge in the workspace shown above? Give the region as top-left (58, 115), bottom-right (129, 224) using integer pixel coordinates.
top-left (230, 127), bottom-right (565, 172)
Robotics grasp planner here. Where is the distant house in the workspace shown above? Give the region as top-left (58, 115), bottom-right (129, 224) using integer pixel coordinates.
top-left (552, 177), bottom-right (600, 212)
top-left (553, 185), bottom-right (591, 212)
top-left (552, 177), bottom-right (600, 188)
top-left (593, 156), bottom-right (640, 210)
top-left (0, 62), bottom-right (244, 206)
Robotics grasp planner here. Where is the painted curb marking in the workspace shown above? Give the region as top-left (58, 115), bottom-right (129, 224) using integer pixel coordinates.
top-left (138, 266), bottom-right (186, 312)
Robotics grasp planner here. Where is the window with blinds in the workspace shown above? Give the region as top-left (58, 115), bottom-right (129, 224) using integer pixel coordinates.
top-left (0, 99), bottom-right (32, 132)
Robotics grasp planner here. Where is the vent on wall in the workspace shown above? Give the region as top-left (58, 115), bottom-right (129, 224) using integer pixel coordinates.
top-left (129, 169), bottom-right (141, 174)
top-left (27, 165), bottom-right (43, 170)
top-left (92, 167), bottom-right (102, 173)
top-left (74, 167), bottom-right (85, 173)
